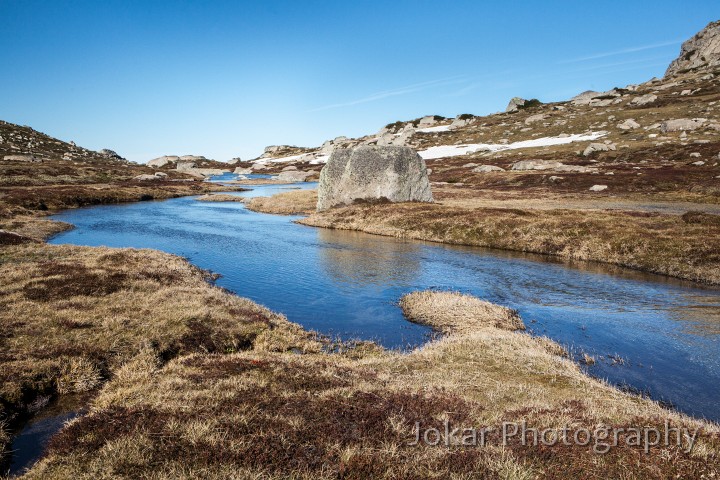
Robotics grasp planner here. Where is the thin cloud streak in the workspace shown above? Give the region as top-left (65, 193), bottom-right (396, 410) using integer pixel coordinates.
top-left (309, 76), bottom-right (466, 111)
top-left (559, 39), bottom-right (682, 64)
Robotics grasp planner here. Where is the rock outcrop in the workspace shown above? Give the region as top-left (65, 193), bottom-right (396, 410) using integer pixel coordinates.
top-left (666, 20), bottom-right (720, 77)
top-left (317, 146), bottom-right (432, 211)
top-left (660, 118), bottom-right (706, 133)
top-left (147, 155), bottom-right (179, 168)
top-left (277, 170), bottom-right (313, 182)
top-left (505, 97), bottom-right (528, 112)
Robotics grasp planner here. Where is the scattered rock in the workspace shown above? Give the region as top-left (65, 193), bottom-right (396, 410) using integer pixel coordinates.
top-left (524, 114), bottom-right (546, 125)
top-left (511, 160), bottom-right (564, 171)
top-left (691, 161), bottom-right (706, 166)
top-left (317, 146), bottom-right (432, 211)
top-left (617, 119), bottom-right (641, 130)
top-left (549, 176), bottom-right (564, 182)
top-left (472, 165), bottom-right (505, 173)
top-left (583, 143), bottom-right (617, 156)
top-left (690, 152), bottom-right (701, 158)
top-left (4, 154), bottom-right (42, 162)
top-left (660, 118), bottom-right (706, 133)
top-left (281, 165), bottom-right (298, 171)
top-left (133, 174), bottom-right (160, 181)
top-left (234, 167), bottom-right (253, 174)
top-left (589, 185), bottom-right (608, 192)
top-left (630, 94), bottom-right (657, 106)
top-left (462, 163), bottom-right (478, 168)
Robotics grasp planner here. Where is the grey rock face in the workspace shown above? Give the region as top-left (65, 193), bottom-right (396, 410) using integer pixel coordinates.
top-left (234, 167), bottom-right (253, 174)
top-left (147, 155), bottom-right (179, 168)
top-left (505, 97), bottom-right (527, 112)
top-left (98, 149), bottom-right (123, 159)
top-left (570, 91), bottom-right (601, 106)
top-left (660, 118), bottom-right (706, 133)
top-left (617, 119), bottom-right (641, 130)
top-left (666, 21), bottom-right (720, 77)
top-left (583, 143), bottom-right (617, 156)
top-left (277, 170), bottom-right (313, 182)
top-left (630, 94), bottom-right (657, 106)
top-left (176, 160), bottom-right (197, 171)
top-left (417, 115), bottom-right (437, 127)
top-left (317, 146), bottom-right (432, 211)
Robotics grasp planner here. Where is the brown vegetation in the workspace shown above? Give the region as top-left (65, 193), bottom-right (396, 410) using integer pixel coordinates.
top-left (0, 244), bottom-right (320, 470)
top-left (245, 189), bottom-right (318, 215)
top-left (301, 202), bottom-right (720, 285)
top-left (400, 290), bottom-right (525, 333)
top-left (195, 193), bottom-right (247, 202)
top-left (21, 291), bottom-right (720, 479)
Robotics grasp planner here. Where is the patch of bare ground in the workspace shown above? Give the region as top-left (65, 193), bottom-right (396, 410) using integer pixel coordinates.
top-left (245, 189), bottom-right (318, 215)
top-left (23, 292), bottom-right (720, 479)
top-left (300, 202), bottom-right (720, 285)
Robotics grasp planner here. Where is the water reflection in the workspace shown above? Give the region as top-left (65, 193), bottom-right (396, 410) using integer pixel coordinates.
top-left (317, 229), bottom-right (422, 286)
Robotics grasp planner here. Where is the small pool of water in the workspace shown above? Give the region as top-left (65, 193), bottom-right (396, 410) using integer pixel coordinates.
top-left (5, 396), bottom-right (84, 477)
top-left (48, 181), bottom-right (720, 422)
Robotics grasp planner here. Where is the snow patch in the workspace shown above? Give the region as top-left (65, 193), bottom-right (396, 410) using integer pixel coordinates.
top-left (418, 132), bottom-right (606, 160)
top-left (416, 125), bottom-right (452, 133)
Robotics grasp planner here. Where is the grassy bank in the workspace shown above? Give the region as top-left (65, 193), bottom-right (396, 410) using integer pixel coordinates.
top-left (0, 243), bottom-right (320, 472)
top-left (19, 291), bottom-right (720, 478)
top-left (300, 202), bottom-right (720, 285)
top-left (244, 189), bottom-right (318, 215)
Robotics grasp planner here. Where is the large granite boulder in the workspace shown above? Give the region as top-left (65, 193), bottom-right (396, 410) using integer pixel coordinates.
top-left (317, 146), bottom-right (433, 211)
top-left (147, 155), bottom-right (179, 168)
top-left (666, 21), bottom-right (720, 77)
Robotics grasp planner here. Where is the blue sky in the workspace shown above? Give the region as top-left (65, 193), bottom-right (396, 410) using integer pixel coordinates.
top-left (1, 1), bottom-right (718, 163)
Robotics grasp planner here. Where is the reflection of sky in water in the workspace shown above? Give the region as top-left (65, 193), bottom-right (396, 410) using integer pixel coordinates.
top-left (49, 182), bottom-right (720, 421)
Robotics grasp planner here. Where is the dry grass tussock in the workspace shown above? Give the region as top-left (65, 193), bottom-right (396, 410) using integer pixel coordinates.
top-left (301, 202), bottom-right (720, 285)
top-left (245, 189), bottom-right (318, 215)
top-left (194, 193), bottom-right (246, 202)
top-left (0, 243), bottom-right (320, 468)
top-left (22, 290), bottom-right (720, 478)
top-left (400, 290), bottom-right (525, 333)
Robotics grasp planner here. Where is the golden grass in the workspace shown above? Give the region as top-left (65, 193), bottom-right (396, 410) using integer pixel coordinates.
top-left (0, 243), bottom-right (320, 470)
top-left (20, 291), bottom-right (720, 478)
top-left (245, 189), bottom-right (318, 215)
top-left (300, 202), bottom-right (720, 285)
top-left (400, 290), bottom-right (525, 333)
top-left (195, 193), bottom-right (246, 202)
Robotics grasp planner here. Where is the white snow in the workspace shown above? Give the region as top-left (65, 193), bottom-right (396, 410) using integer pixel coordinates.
top-left (250, 131), bottom-right (606, 166)
top-left (416, 124), bottom-right (452, 133)
top-left (252, 152), bottom-right (329, 166)
top-left (253, 153), bottom-right (307, 165)
top-left (418, 132), bottom-right (606, 160)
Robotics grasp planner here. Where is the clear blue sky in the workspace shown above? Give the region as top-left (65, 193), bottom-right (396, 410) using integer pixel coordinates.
top-left (1, 1), bottom-right (718, 163)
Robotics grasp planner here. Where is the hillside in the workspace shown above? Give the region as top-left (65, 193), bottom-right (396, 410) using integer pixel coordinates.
top-left (250, 22), bottom-right (720, 206)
